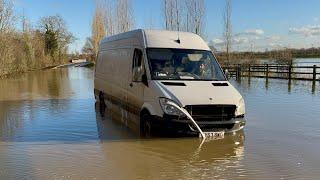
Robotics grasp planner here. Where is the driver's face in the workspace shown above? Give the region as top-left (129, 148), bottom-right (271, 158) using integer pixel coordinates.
top-left (200, 63), bottom-right (205, 70)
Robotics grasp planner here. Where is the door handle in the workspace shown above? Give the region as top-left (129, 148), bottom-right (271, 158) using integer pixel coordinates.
top-left (129, 83), bottom-right (133, 87)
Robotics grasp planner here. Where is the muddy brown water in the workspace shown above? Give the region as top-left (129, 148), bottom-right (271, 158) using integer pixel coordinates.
top-left (0, 68), bottom-right (319, 179)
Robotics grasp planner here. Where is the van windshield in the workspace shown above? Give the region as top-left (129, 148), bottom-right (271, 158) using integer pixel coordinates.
top-left (147, 48), bottom-right (226, 81)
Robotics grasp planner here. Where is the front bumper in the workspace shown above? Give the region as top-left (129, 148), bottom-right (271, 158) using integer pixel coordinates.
top-left (150, 114), bottom-right (246, 135)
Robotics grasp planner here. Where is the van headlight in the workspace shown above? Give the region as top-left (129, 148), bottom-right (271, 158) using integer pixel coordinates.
top-left (235, 97), bottom-right (245, 117)
top-left (159, 98), bottom-right (185, 116)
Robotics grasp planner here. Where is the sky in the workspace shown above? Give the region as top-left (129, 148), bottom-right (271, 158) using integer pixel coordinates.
top-left (13, 0), bottom-right (320, 52)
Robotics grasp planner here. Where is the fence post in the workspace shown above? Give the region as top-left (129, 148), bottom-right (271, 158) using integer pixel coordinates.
top-left (313, 65), bottom-right (317, 82)
top-left (236, 64), bottom-right (238, 79)
top-left (266, 64), bottom-right (269, 79)
top-left (288, 64), bottom-right (292, 80)
top-left (236, 64), bottom-right (241, 80)
top-left (248, 64), bottom-right (251, 77)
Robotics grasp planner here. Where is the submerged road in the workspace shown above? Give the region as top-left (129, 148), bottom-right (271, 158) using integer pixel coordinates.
top-left (0, 67), bottom-right (319, 179)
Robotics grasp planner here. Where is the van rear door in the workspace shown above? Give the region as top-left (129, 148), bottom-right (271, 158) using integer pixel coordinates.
top-left (126, 48), bottom-right (145, 118)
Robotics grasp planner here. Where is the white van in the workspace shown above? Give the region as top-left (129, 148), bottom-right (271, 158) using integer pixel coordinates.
top-left (94, 29), bottom-right (245, 136)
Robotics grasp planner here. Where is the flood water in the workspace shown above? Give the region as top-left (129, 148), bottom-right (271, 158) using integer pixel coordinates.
top-left (0, 67), bottom-right (319, 179)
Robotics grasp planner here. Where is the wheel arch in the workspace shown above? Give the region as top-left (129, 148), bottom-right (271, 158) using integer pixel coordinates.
top-left (140, 102), bottom-right (158, 117)
top-left (140, 108), bottom-right (150, 117)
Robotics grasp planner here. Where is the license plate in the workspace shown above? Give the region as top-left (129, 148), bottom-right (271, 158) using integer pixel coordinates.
top-left (203, 131), bottom-right (225, 139)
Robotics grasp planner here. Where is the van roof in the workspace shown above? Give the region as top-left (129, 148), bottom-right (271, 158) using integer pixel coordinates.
top-left (100, 29), bottom-right (210, 51)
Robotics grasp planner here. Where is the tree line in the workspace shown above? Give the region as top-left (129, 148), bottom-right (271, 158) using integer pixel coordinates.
top-left (216, 47), bottom-right (320, 65)
top-left (0, 0), bottom-right (74, 77)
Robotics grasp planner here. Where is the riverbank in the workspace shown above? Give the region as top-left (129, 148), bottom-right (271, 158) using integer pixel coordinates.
top-left (0, 10), bottom-right (74, 79)
top-left (0, 61), bottom-right (94, 79)
top-left (0, 63), bottom-right (62, 79)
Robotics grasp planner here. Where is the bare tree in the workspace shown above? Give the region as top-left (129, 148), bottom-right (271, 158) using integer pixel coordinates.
top-left (105, 0), bottom-right (134, 35)
top-left (84, 0), bottom-right (134, 60)
top-left (39, 15), bottom-right (74, 61)
top-left (39, 15), bottom-right (74, 47)
top-left (82, 37), bottom-right (93, 54)
top-left (163, 0), bottom-right (180, 31)
top-left (164, 0), bottom-right (168, 29)
top-left (91, 3), bottom-right (106, 56)
top-left (186, 0), bottom-right (205, 35)
top-left (103, 0), bottom-right (115, 36)
top-left (85, 0), bottom-right (134, 54)
top-left (0, 0), bottom-right (15, 33)
top-left (116, 0), bottom-right (134, 33)
top-left (163, 0), bottom-right (205, 36)
top-left (22, 10), bottom-right (30, 33)
top-left (92, 0), bottom-right (134, 36)
top-left (82, 37), bottom-right (96, 61)
top-left (223, 0), bottom-right (232, 62)
top-left (174, 0), bottom-right (180, 31)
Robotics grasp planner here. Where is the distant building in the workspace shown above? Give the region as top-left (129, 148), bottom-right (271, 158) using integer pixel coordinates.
top-left (71, 59), bottom-right (87, 63)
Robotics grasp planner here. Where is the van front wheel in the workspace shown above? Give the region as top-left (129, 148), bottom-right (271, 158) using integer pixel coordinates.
top-left (141, 114), bottom-right (152, 137)
top-left (99, 92), bottom-right (105, 106)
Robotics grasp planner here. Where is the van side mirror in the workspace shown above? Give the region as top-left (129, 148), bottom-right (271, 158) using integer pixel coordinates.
top-left (142, 74), bottom-right (148, 86)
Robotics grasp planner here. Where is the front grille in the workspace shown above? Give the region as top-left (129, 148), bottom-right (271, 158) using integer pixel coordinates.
top-left (184, 105), bottom-right (236, 122)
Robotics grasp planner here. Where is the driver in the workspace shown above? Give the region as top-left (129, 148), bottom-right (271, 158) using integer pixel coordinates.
top-left (198, 60), bottom-right (212, 79)
top-left (176, 57), bottom-right (189, 72)
top-left (163, 60), bottom-right (174, 75)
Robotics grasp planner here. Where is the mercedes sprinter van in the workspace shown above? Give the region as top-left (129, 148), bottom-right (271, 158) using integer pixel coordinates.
top-left (94, 29), bottom-right (245, 136)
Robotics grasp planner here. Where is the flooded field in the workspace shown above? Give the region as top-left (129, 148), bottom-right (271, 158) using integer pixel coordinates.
top-left (0, 67), bottom-right (319, 179)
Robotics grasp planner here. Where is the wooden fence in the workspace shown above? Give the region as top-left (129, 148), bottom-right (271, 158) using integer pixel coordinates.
top-left (222, 64), bottom-right (320, 81)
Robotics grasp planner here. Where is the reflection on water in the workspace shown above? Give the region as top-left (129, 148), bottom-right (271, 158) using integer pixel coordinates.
top-left (96, 102), bottom-right (246, 179)
top-left (0, 67), bottom-right (319, 179)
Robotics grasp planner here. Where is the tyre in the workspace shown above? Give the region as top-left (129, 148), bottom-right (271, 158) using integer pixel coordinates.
top-left (140, 113), bottom-right (152, 138)
top-left (99, 92), bottom-right (106, 107)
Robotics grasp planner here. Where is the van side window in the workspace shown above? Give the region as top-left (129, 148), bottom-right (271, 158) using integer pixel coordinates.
top-left (132, 49), bottom-right (144, 82)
